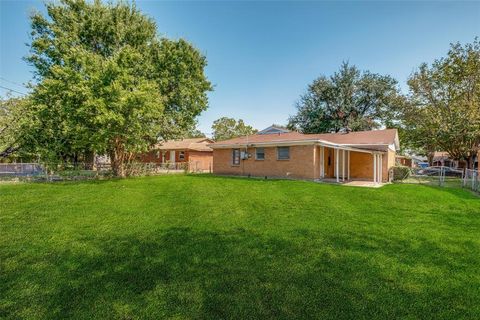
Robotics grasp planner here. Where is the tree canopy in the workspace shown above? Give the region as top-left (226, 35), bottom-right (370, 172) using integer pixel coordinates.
top-left (25, 0), bottom-right (212, 176)
top-left (211, 117), bottom-right (257, 141)
top-left (0, 96), bottom-right (34, 159)
top-left (288, 62), bottom-right (403, 133)
top-left (403, 39), bottom-right (480, 166)
top-left (183, 124), bottom-right (206, 138)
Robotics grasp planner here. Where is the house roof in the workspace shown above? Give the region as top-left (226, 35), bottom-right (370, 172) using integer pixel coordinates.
top-left (156, 138), bottom-right (214, 152)
top-left (433, 152), bottom-right (451, 161)
top-left (210, 129), bottom-right (399, 152)
top-left (257, 125), bottom-right (291, 135)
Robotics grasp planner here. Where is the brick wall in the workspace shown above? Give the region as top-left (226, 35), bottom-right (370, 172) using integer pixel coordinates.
top-left (349, 149), bottom-right (395, 182)
top-left (384, 149), bottom-right (396, 182)
top-left (213, 145), bottom-right (317, 179)
top-left (138, 150), bottom-right (161, 163)
top-left (138, 150), bottom-right (213, 168)
top-left (349, 151), bottom-right (374, 180)
top-left (213, 145), bottom-right (396, 182)
top-left (188, 151), bottom-right (213, 172)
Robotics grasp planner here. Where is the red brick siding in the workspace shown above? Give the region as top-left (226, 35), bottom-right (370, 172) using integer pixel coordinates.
top-left (188, 151), bottom-right (213, 172)
top-left (213, 145), bottom-right (396, 182)
top-left (213, 145), bottom-right (316, 179)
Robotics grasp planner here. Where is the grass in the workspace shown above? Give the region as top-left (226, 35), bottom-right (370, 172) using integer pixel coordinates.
top-left (1, 175), bottom-right (479, 319)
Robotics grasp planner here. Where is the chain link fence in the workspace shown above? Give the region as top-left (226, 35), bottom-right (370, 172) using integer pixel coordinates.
top-left (0, 161), bottom-right (211, 182)
top-left (392, 165), bottom-right (479, 194)
top-left (463, 168), bottom-right (480, 193)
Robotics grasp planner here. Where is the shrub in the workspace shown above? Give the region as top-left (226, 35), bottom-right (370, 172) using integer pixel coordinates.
top-left (392, 166), bottom-right (411, 181)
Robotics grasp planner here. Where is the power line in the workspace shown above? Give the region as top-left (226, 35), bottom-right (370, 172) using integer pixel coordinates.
top-left (0, 77), bottom-right (28, 89)
top-left (0, 85), bottom-right (27, 96)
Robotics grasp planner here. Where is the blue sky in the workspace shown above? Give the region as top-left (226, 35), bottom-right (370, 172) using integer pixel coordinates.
top-left (1, 1), bottom-right (479, 135)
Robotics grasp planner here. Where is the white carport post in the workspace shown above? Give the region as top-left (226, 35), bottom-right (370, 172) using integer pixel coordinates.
top-left (320, 146), bottom-right (324, 178)
top-left (379, 154), bottom-right (383, 183)
top-left (347, 150), bottom-right (350, 180)
top-left (335, 148), bottom-right (340, 183)
top-left (373, 153), bottom-right (377, 184)
top-left (342, 149), bottom-right (346, 182)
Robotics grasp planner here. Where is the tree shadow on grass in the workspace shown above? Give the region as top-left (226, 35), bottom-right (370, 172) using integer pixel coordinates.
top-left (2, 228), bottom-right (479, 319)
top-left (392, 182), bottom-right (479, 200)
top-left (438, 185), bottom-right (480, 199)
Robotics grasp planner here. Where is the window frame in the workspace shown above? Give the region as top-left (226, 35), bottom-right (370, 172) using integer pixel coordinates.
top-left (232, 149), bottom-right (241, 166)
top-left (277, 146), bottom-right (290, 160)
top-left (255, 147), bottom-right (265, 160)
top-left (179, 151), bottom-right (185, 161)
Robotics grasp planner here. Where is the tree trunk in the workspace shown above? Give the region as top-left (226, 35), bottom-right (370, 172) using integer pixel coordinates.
top-left (467, 155), bottom-right (475, 170)
top-left (84, 149), bottom-right (94, 170)
top-left (124, 152), bottom-right (135, 176)
top-left (427, 152), bottom-right (434, 166)
top-left (73, 153), bottom-right (79, 170)
top-left (109, 137), bottom-right (126, 177)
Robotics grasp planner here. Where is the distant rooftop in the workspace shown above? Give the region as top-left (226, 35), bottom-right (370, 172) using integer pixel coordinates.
top-left (257, 125), bottom-right (291, 135)
top-left (156, 138), bottom-right (214, 152)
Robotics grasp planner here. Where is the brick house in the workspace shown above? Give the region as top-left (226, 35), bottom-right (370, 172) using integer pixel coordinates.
top-left (395, 155), bottom-right (413, 167)
top-left (209, 128), bottom-right (399, 183)
top-left (139, 138), bottom-right (213, 172)
top-left (432, 151), bottom-right (480, 170)
top-left (432, 152), bottom-right (466, 169)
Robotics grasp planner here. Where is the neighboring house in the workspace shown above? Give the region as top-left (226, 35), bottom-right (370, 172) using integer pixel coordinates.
top-left (396, 154), bottom-right (431, 168)
top-left (432, 151), bottom-right (480, 170)
top-left (139, 138), bottom-right (214, 172)
top-left (432, 152), bottom-right (466, 169)
top-left (209, 128), bottom-right (399, 183)
top-left (395, 155), bottom-right (412, 167)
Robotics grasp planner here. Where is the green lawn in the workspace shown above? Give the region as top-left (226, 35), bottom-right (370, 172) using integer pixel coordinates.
top-left (1, 175), bottom-right (479, 319)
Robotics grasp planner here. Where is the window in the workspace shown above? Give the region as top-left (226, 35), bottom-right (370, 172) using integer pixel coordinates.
top-left (179, 151), bottom-right (185, 160)
top-left (255, 147), bottom-right (265, 160)
top-left (277, 146), bottom-right (290, 160)
top-left (232, 149), bottom-right (240, 165)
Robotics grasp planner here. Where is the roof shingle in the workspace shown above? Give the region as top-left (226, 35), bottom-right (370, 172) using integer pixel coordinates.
top-left (211, 129), bottom-right (398, 149)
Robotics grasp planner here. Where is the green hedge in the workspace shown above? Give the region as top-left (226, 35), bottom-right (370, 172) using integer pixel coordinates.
top-left (392, 166), bottom-right (411, 181)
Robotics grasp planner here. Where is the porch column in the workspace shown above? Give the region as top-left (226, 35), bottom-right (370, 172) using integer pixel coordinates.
top-left (379, 154), bottom-right (383, 183)
top-left (373, 153), bottom-right (377, 183)
top-left (347, 150), bottom-right (350, 180)
top-left (320, 146), bottom-right (324, 178)
top-left (342, 149), bottom-right (346, 181)
top-left (335, 148), bottom-right (339, 183)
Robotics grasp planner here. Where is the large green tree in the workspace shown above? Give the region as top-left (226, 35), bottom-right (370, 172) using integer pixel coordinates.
top-left (26, 0), bottom-right (212, 176)
top-left (405, 39), bottom-right (480, 167)
top-left (0, 95), bottom-right (34, 160)
top-left (184, 127), bottom-right (206, 139)
top-left (211, 117), bottom-right (257, 141)
top-left (288, 62), bottom-right (403, 133)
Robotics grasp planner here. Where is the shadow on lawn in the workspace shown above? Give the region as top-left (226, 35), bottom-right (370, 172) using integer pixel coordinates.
top-left (2, 228), bottom-right (478, 319)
